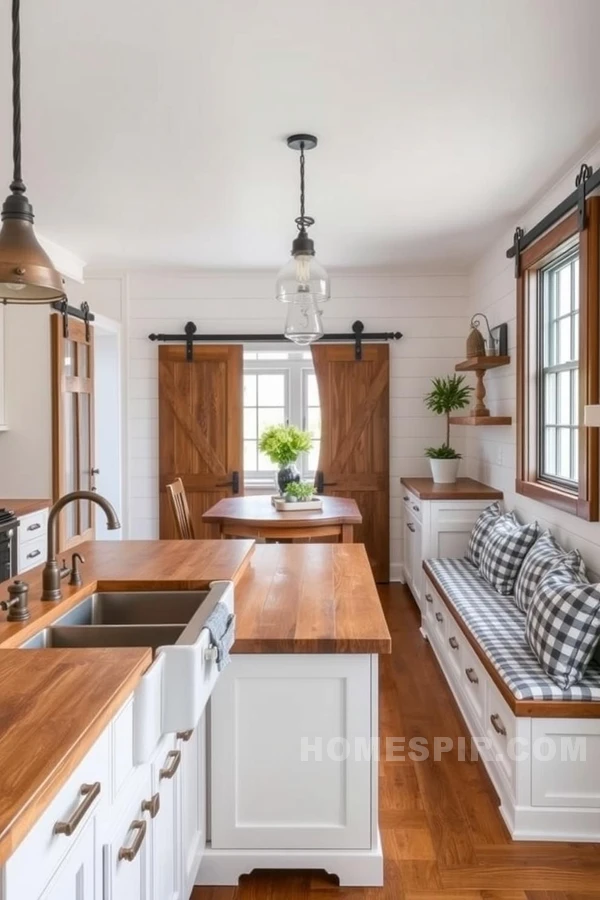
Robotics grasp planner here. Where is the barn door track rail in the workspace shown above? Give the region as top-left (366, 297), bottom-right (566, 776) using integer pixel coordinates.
top-left (148, 319), bottom-right (403, 361)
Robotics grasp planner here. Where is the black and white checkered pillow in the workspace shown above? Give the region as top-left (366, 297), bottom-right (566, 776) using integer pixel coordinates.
top-left (479, 517), bottom-right (539, 595)
top-left (514, 531), bottom-right (584, 613)
top-left (526, 561), bottom-right (600, 689)
top-left (466, 501), bottom-right (507, 567)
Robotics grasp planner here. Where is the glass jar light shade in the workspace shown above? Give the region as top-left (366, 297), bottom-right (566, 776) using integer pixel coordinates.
top-left (284, 295), bottom-right (324, 345)
top-left (276, 252), bottom-right (330, 303)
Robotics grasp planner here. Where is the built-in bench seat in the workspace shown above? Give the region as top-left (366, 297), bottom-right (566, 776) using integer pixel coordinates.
top-left (420, 555), bottom-right (600, 842)
top-left (425, 557), bottom-right (600, 703)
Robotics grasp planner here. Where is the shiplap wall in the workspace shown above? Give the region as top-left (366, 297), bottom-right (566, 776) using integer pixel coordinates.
top-left (102, 269), bottom-right (468, 578)
top-left (466, 139), bottom-right (600, 572)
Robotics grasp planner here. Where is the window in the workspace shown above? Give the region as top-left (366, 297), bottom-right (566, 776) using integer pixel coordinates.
top-left (243, 349), bottom-right (321, 483)
top-left (517, 199), bottom-right (599, 520)
top-left (539, 250), bottom-right (579, 488)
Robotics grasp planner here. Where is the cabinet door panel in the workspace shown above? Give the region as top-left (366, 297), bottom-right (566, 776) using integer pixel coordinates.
top-left (152, 737), bottom-right (181, 900)
top-left (38, 817), bottom-right (97, 900)
top-left (181, 716), bottom-right (206, 896)
top-left (103, 771), bottom-right (151, 900)
top-left (211, 655), bottom-right (373, 850)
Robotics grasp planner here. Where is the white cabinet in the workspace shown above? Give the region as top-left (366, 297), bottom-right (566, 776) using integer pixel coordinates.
top-left (202, 653), bottom-right (382, 887)
top-left (38, 817), bottom-right (98, 900)
top-left (17, 506), bottom-right (49, 574)
top-left (180, 717), bottom-right (206, 898)
top-left (150, 735), bottom-right (182, 900)
top-left (402, 483), bottom-right (495, 619)
top-left (103, 769), bottom-right (152, 900)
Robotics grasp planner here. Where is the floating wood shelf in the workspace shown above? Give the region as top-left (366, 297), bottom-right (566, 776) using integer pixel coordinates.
top-left (449, 415), bottom-right (512, 426)
top-left (455, 355), bottom-right (511, 372)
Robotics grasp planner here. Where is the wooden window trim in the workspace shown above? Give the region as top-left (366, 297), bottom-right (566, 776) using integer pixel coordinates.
top-left (516, 199), bottom-right (600, 520)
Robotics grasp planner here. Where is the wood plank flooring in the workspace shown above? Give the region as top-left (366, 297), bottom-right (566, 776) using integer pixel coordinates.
top-left (192, 585), bottom-right (600, 899)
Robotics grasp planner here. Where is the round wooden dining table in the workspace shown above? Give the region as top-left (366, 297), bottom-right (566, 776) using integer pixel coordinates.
top-left (202, 494), bottom-right (362, 542)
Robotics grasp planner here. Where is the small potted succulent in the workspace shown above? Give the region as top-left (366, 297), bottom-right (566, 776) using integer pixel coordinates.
top-left (259, 424), bottom-right (313, 495)
top-left (283, 481), bottom-right (317, 503)
top-left (423, 375), bottom-right (472, 484)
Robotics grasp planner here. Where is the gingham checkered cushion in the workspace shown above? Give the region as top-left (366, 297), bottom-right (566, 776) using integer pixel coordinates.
top-left (526, 561), bottom-right (600, 689)
top-left (465, 501), bottom-right (503, 567)
top-left (425, 557), bottom-right (600, 701)
top-left (514, 531), bottom-right (583, 613)
top-left (479, 517), bottom-right (539, 595)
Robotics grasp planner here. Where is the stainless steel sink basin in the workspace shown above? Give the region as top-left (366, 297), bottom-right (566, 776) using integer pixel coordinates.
top-left (19, 590), bottom-right (212, 650)
top-left (22, 624), bottom-right (186, 650)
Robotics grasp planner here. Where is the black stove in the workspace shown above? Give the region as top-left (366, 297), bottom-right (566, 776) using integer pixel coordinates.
top-left (0, 509), bottom-right (19, 582)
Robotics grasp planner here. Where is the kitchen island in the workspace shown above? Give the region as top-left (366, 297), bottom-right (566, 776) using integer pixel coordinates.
top-left (0, 539), bottom-right (390, 896)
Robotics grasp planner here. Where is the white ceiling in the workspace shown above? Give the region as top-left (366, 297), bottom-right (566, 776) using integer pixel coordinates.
top-left (1, 0), bottom-right (600, 270)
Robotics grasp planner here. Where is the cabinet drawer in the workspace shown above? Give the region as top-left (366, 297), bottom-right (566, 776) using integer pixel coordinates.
top-left (18, 508), bottom-right (48, 546)
top-left (403, 492), bottom-right (422, 524)
top-left (460, 640), bottom-right (485, 726)
top-left (18, 534), bottom-right (45, 573)
top-left (485, 679), bottom-right (517, 794)
top-left (5, 726), bottom-right (109, 899)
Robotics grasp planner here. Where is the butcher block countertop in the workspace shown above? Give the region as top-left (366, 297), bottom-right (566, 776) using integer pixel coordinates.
top-left (0, 539), bottom-right (255, 649)
top-left (0, 498), bottom-right (51, 517)
top-left (0, 647), bottom-right (151, 867)
top-left (233, 543), bottom-right (392, 654)
top-left (401, 476), bottom-right (503, 501)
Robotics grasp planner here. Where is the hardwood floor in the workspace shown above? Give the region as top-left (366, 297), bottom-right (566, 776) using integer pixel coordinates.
top-left (192, 584), bottom-right (600, 899)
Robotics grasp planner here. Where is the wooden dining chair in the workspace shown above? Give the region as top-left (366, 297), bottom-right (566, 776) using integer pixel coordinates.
top-left (166, 478), bottom-right (195, 539)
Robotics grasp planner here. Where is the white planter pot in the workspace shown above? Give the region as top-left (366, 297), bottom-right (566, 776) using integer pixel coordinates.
top-left (429, 458), bottom-right (460, 484)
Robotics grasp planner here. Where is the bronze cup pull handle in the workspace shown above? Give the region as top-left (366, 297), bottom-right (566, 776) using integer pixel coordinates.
top-left (448, 636), bottom-right (459, 650)
top-left (424, 593), bottom-right (433, 604)
top-left (160, 749), bottom-right (181, 780)
top-left (118, 819), bottom-right (147, 862)
top-left (177, 729), bottom-right (193, 742)
top-left (490, 713), bottom-right (507, 736)
top-left (54, 782), bottom-right (101, 836)
top-left (435, 612), bottom-right (443, 623)
top-left (465, 667), bottom-right (479, 685)
top-left (141, 793), bottom-right (160, 819)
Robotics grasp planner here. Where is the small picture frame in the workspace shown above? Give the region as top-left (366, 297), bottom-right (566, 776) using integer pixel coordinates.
top-left (490, 323), bottom-right (508, 357)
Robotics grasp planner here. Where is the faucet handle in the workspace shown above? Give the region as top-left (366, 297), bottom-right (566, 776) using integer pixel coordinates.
top-left (68, 552), bottom-right (85, 587)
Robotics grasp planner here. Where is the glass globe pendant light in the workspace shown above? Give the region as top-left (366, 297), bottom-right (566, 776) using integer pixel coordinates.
top-left (276, 134), bottom-right (330, 344)
top-left (0, 0), bottom-right (65, 304)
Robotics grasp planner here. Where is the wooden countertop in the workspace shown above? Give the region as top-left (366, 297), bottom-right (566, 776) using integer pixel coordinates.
top-left (233, 543), bottom-right (391, 654)
top-left (0, 539), bottom-right (255, 648)
top-left (0, 647), bottom-right (151, 866)
top-left (202, 494), bottom-right (363, 527)
top-left (400, 477), bottom-right (503, 501)
top-left (0, 498), bottom-right (51, 517)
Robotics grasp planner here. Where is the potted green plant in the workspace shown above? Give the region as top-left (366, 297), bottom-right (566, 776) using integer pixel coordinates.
top-left (259, 424), bottom-right (313, 495)
top-left (423, 375), bottom-right (472, 484)
top-left (284, 481), bottom-right (317, 503)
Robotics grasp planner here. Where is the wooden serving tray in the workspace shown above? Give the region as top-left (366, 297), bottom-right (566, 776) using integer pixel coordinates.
top-left (271, 496), bottom-right (323, 512)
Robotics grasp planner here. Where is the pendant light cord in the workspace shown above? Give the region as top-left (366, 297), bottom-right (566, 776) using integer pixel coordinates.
top-left (10, 0), bottom-right (25, 195)
top-left (295, 141), bottom-right (314, 234)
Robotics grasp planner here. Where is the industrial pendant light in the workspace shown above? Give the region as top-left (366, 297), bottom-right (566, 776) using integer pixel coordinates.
top-left (276, 134), bottom-right (330, 344)
top-left (0, 0), bottom-right (65, 304)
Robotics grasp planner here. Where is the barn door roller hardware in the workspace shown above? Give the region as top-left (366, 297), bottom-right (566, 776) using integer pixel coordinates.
top-left (148, 319), bottom-right (403, 362)
top-left (507, 162), bottom-right (599, 274)
top-left (51, 299), bottom-right (96, 339)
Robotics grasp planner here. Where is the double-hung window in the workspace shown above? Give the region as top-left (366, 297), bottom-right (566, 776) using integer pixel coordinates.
top-left (243, 349), bottom-right (321, 485)
top-left (517, 198), bottom-right (600, 520)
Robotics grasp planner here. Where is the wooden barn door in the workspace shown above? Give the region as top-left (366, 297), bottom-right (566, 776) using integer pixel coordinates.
top-left (158, 345), bottom-right (243, 539)
top-left (312, 343), bottom-right (389, 582)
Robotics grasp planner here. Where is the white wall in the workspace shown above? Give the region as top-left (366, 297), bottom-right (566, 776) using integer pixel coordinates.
top-left (466, 138), bottom-right (600, 572)
top-left (101, 269), bottom-right (469, 578)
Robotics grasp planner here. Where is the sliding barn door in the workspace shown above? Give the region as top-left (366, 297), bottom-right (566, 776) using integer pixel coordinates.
top-left (312, 343), bottom-right (389, 582)
top-left (158, 345), bottom-right (243, 539)
top-left (51, 312), bottom-right (96, 551)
